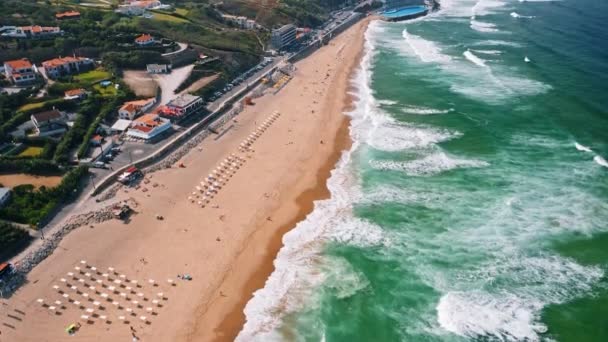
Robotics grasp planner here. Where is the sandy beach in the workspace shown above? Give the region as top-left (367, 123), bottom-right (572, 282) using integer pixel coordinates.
top-left (0, 17), bottom-right (371, 342)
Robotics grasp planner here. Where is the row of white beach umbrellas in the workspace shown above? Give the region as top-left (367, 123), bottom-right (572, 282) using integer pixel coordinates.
top-left (239, 111), bottom-right (281, 152)
top-left (189, 154), bottom-right (247, 207)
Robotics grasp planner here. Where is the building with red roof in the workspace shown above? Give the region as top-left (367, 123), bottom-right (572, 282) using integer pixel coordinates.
top-left (64, 88), bottom-right (87, 100)
top-left (118, 98), bottom-right (157, 120)
top-left (126, 113), bottom-right (171, 141)
top-left (3, 58), bottom-right (39, 86)
top-left (1, 25), bottom-right (63, 39)
top-left (134, 34), bottom-right (155, 46)
top-left (42, 56), bottom-right (94, 79)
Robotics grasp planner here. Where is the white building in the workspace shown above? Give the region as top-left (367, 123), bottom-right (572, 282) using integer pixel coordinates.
top-left (3, 58), bottom-right (39, 86)
top-left (42, 56), bottom-right (94, 79)
top-left (116, 0), bottom-right (164, 16)
top-left (118, 98), bottom-right (157, 120)
top-left (146, 64), bottom-right (169, 74)
top-left (127, 114), bottom-right (171, 141)
top-left (271, 24), bottom-right (296, 50)
top-left (30, 109), bottom-right (67, 137)
top-left (1, 25), bottom-right (63, 39)
top-left (158, 93), bottom-right (203, 120)
top-left (221, 14), bottom-right (260, 30)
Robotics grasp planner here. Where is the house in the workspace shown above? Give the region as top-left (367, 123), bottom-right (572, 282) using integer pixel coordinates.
top-left (64, 88), bottom-right (87, 101)
top-left (111, 119), bottom-right (133, 133)
top-left (30, 110), bottom-right (67, 137)
top-left (126, 114), bottom-right (171, 141)
top-left (116, 0), bottom-right (163, 16)
top-left (42, 56), bottom-right (94, 79)
top-left (118, 98), bottom-right (157, 120)
top-left (146, 64), bottom-right (169, 74)
top-left (1, 25), bottom-right (63, 39)
top-left (90, 134), bottom-right (104, 146)
top-left (0, 188), bottom-right (10, 208)
top-left (221, 14), bottom-right (260, 30)
top-left (158, 94), bottom-right (203, 121)
top-left (3, 58), bottom-right (39, 86)
top-left (56, 11), bottom-right (81, 20)
top-left (135, 34), bottom-right (155, 46)
top-left (271, 24), bottom-right (297, 50)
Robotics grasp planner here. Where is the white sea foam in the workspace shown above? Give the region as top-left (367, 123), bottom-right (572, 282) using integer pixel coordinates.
top-left (368, 122), bottom-right (460, 151)
top-left (594, 155), bottom-right (608, 168)
top-left (463, 49), bottom-right (487, 67)
top-left (237, 22), bottom-right (383, 341)
top-left (377, 99), bottom-right (398, 106)
top-left (510, 11), bottom-right (536, 19)
top-left (437, 291), bottom-right (545, 341)
top-left (370, 152), bottom-right (489, 176)
top-left (402, 29), bottom-right (452, 64)
top-left (397, 29), bottom-right (550, 104)
top-left (401, 105), bottom-right (454, 115)
top-left (436, 254), bottom-right (603, 341)
top-left (472, 49), bottom-right (503, 55)
top-left (473, 39), bottom-right (522, 47)
top-left (470, 19), bottom-right (500, 33)
top-left (574, 142), bottom-right (593, 152)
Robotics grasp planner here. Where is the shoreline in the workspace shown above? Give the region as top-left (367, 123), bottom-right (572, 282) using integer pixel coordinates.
top-left (190, 17), bottom-right (373, 341)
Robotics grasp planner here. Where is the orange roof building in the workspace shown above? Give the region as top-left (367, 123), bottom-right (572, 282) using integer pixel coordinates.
top-left (3, 58), bottom-right (38, 86)
top-left (56, 11), bottom-right (81, 20)
top-left (127, 113), bottom-right (171, 141)
top-left (42, 56), bottom-right (94, 79)
top-left (64, 88), bottom-right (87, 100)
top-left (118, 98), bottom-right (157, 120)
top-left (134, 34), bottom-right (155, 45)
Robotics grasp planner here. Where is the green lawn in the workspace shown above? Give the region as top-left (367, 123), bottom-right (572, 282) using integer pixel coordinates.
top-left (175, 8), bottom-right (189, 16)
top-left (18, 146), bottom-right (43, 157)
top-left (150, 11), bottom-right (190, 23)
top-left (18, 101), bottom-right (46, 112)
top-left (74, 69), bottom-right (112, 86)
top-left (93, 83), bottom-right (117, 97)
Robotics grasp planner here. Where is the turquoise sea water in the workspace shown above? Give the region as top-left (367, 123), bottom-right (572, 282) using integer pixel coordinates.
top-left (238, 0), bottom-right (608, 341)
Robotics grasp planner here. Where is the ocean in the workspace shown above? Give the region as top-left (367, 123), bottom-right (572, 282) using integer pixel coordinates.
top-left (237, 0), bottom-right (608, 341)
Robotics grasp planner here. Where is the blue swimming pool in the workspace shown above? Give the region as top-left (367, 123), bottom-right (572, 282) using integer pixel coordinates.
top-left (382, 5), bottom-right (428, 21)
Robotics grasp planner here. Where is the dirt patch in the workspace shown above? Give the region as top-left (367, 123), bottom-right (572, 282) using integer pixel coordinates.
top-left (122, 70), bottom-right (158, 97)
top-left (181, 73), bottom-right (219, 94)
top-left (0, 174), bottom-right (63, 189)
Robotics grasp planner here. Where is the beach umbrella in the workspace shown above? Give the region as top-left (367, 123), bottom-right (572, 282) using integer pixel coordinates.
top-left (102, 273), bottom-right (109, 278)
top-left (84, 272), bottom-right (91, 277)
top-left (198, 201), bottom-right (203, 205)
top-left (73, 300), bottom-right (80, 306)
top-left (37, 298), bottom-right (44, 304)
top-left (157, 292), bottom-right (164, 298)
top-left (91, 267), bottom-right (97, 272)
top-left (132, 300), bottom-right (138, 305)
top-left (62, 293), bottom-right (69, 299)
top-left (140, 316), bottom-right (147, 322)
top-left (48, 306), bottom-right (56, 311)
top-left (80, 260), bottom-right (86, 265)
top-left (85, 308), bottom-right (94, 313)
top-left (93, 301), bottom-right (100, 307)
top-left (195, 186), bottom-right (201, 191)
top-left (119, 274), bottom-right (126, 279)
top-left (71, 286), bottom-right (77, 290)
top-left (152, 299), bottom-right (159, 305)
top-left (126, 308), bottom-right (132, 313)
top-left (146, 307), bottom-right (153, 312)
top-left (96, 279), bottom-right (103, 284)
top-left (81, 315), bottom-right (89, 321)
top-left (118, 316), bottom-right (125, 321)
top-left (112, 301), bottom-right (119, 306)
top-left (53, 285), bottom-right (59, 290)
top-left (108, 286), bottom-right (115, 291)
